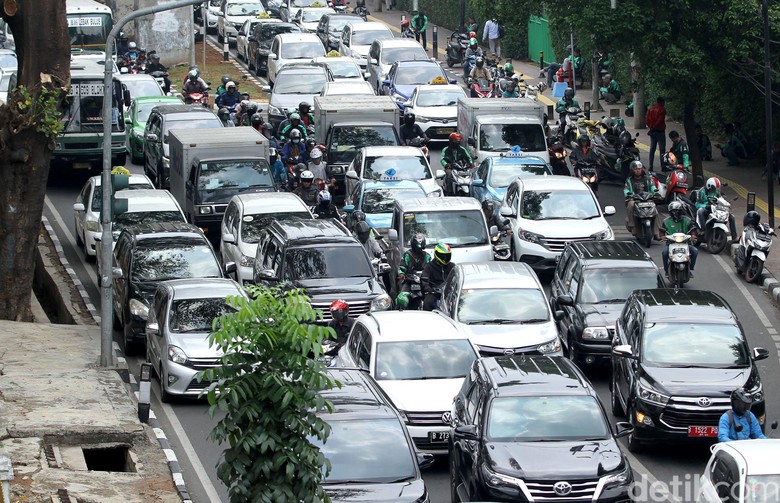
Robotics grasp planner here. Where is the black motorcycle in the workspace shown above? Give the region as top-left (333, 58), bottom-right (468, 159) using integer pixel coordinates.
top-left (630, 191), bottom-right (659, 248)
top-left (353, 0), bottom-right (369, 20)
top-left (593, 122), bottom-right (640, 182)
top-left (446, 32), bottom-right (469, 68)
top-left (574, 160), bottom-right (599, 194)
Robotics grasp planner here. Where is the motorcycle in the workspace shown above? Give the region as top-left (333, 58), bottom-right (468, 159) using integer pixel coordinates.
top-left (400, 270), bottom-right (425, 310)
top-left (446, 32), bottom-right (469, 68)
top-left (445, 160), bottom-right (472, 196)
top-left (327, 0), bottom-right (348, 13)
top-left (491, 228), bottom-right (511, 261)
top-left (463, 55), bottom-right (476, 84)
top-left (353, 0), bottom-right (369, 21)
top-left (149, 70), bottom-right (170, 94)
top-left (469, 78), bottom-right (495, 98)
top-left (652, 166), bottom-right (691, 205)
top-left (630, 191), bottom-right (659, 248)
top-left (183, 91), bottom-right (209, 108)
top-left (666, 232), bottom-right (693, 288)
top-left (558, 106), bottom-right (584, 147)
top-left (548, 141), bottom-right (570, 176)
top-left (700, 196), bottom-right (732, 254)
top-left (734, 220), bottom-right (775, 283)
top-left (592, 118), bottom-right (639, 182)
top-left (407, 136), bottom-right (429, 160)
top-left (574, 160), bottom-right (599, 194)
top-left (400, 19), bottom-right (415, 38)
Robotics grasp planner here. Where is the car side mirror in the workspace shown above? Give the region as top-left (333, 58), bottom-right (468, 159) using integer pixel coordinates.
top-left (453, 424), bottom-right (479, 441)
top-left (554, 310), bottom-right (564, 321)
top-left (345, 169), bottom-right (359, 180)
top-left (489, 225), bottom-right (498, 237)
top-left (471, 178), bottom-right (484, 187)
top-left (435, 169), bottom-right (446, 180)
top-left (342, 204), bottom-right (355, 213)
top-left (499, 205), bottom-right (514, 218)
top-left (752, 347), bottom-right (769, 361)
top-left (363, 71), bottom-right (370, 79)
top-left (222, 232), bottom-right (236, 244)
top-left (224, 262), bottom-right (237, 275)
top-left (417, 452), bottom-right (435, 470)
top-left (123, 89), bottom-right (132, 107)
top-left (111, 267), bottom-right (124, 280)
top-left (145, 133), bottom-right (158, 142)
top-left (255, 268), bottom-right (277, 282)
top-left (146, 321), bottom-right (160, 337)
top-left (449, 78), bottom-right (457, 84)
top-left (556, 294), bottom-right (574, 306)
top-left (269, 53), bottom-right (278, 60)
top-left (612, 344), bottom-right (638, 360)
top-left (262, 85), bottom-right (271, 92)
top-left (387, 229), bottom-right (398, 242)
top-left (467, 137), bottom-right (476, 147)
top-left (615, 421), bottom-right (633, 439)
top-left (382, 79), bottom-right (390, 86)
top-left (603, 205), bottom-right (616, 216)
top-left (73, 202), bottom-right (86, 212)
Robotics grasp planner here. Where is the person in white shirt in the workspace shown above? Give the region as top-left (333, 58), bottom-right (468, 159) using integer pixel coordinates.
top-left (308, 147), bottom-right (327, 180)
top-left (482, 18), bottom-right (501, 58)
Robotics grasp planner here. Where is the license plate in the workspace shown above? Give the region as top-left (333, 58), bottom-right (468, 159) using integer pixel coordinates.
top-left (688, 425), bottom-right (718, 437)
top-left (428, 431), bottom-right (450, 443)
top-left (73, 162), bottom-right (92, 170)
top-left (411, 284), bottom-right (421, 291)
top-left (433, 127), bottom-right (455, 135)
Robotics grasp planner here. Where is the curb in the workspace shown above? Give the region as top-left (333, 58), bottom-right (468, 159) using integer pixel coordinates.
top-left (728, 243), bottom-right (780, 303)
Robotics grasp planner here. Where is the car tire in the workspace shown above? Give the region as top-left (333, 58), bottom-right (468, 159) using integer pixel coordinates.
top-left (75, 226), bottom-right (84, 247)
top-left (449, 457), bottom-right (462, 503)
top-left (123, 311), bottom-right (140, 356)
top-left (84, 245), bottom-right (95, 263)
top-left (159, 365), bottom-right (173, 403)
top-left (610, 371), bottom-right (625, 417)
top-left (626, 405), bottom-right (643, 453)
top-left (567, 331), bottom-right (580, 365)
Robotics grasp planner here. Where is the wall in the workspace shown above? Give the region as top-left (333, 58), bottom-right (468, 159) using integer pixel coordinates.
top-left (112, 0), bottom-right (194, 66)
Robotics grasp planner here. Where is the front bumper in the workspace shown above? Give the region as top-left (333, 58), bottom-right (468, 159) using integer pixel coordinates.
top-left (418, 120), bottom-right (457, 140)
top-left (572, 337), bottom-right (612, 361)
top-left (407, 424), bottom-right (449, 455)
top-left (192, 213), bottom-right (223, 238)
top-left (160, 359), bottom-right (213, 397)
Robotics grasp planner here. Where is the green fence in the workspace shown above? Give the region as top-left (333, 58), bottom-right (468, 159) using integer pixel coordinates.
top-left (528, 15), bottom-right (555, 65)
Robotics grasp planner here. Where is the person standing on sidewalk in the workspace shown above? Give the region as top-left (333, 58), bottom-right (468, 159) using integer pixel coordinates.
top-left (411, 10), bottom-right (428, 50)
top-left (645, 97), bottom-right (667, 172)
top-left (482, 18), bottom-right (501, 58)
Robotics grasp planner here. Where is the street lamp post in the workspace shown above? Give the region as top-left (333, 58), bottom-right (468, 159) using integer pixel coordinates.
top-left (762, 0), bottom-right (774, 228)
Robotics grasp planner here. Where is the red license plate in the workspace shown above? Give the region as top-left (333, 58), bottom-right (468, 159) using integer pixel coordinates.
top-left (688, 425), bottom-right (718, 437)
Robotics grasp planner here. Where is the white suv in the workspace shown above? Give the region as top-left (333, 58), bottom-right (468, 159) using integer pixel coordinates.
top-left (697, 439), bottom-right (780, 502)
top-left (500, 175), bottom-right (615, 275)
top-left (333, 311), bottom-right (479, 454)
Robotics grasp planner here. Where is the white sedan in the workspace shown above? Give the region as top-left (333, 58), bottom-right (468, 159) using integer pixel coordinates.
top-left (403, 83), bottom-right (466, 140)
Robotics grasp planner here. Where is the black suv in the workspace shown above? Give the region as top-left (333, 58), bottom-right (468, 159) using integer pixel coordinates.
top-left (252, 219), bottom-right (391, 319)
top-left (611, 289), bottom-right (769, 452)
top-left (551, 240), bottom-right (664, 367)
top-left (248, 20), bottom-right (301, 76)
top-left (315, 368), bottom-right (433, 502)
top-left (450, 355), bottom-right (634, 503)
top-left (316, 13), bottom-right (363, 51)
top-left (142, 104), bottom-right (222, 190)
top-left (111, 222), bottom-right (234, 354)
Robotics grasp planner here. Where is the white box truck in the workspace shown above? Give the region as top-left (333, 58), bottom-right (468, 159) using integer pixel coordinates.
top-left (457, 98), bottom-right (549, 164)
top-left (169, 128), bottom-right (273, 238)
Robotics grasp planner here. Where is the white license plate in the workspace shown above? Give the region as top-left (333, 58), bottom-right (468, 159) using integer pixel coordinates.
top-left (73, 162), bottom-right (92, 170)
top-left (428, 431), bottom-right (450, 443)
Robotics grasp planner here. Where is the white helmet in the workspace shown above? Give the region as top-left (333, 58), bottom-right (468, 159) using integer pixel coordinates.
top-left (317, 190), bottom-right (332, 204)
top-left (310, 148), bottom-right (322, 160)
top-left (300, 170), bottom-right (315, 182)
top-left (128, 41), bottom-right (137, 50)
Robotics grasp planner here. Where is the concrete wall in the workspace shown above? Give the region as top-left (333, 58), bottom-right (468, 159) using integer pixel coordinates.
top-left (113, 0), bottom-right (195, 66)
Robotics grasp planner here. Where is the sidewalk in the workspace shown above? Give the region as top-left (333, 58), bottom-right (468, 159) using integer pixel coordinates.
top-left (369, 7), bottom-right (780, 298)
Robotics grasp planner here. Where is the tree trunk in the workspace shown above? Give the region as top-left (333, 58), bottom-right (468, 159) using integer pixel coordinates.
top-left (0, 0), bottom-right (70, 321)
top-left (682, 102), bottom-right (702, 188)
top-left (631, 54), bottom-right (646, 130)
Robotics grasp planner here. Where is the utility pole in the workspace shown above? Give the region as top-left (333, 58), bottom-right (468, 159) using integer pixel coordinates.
top-left (762, 0), bottom-right (774, 227)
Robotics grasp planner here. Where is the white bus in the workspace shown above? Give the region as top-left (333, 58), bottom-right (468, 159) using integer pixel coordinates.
top-left (67, 0), bottom-right (114, 52)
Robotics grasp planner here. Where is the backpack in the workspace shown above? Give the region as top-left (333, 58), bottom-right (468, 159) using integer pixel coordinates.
top-left (497, 23), bottom-right (505, 38)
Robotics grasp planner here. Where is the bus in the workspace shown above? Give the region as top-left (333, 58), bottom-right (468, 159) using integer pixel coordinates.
top-left (67, 0), bottom-right (114, 52)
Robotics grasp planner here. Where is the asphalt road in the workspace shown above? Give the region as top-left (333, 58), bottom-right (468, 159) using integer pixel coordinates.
top-left (41, 29), bottom-right (780, 503)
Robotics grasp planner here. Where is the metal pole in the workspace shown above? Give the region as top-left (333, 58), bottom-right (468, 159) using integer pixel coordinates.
top-left (459, 0), bottom-right (465, 32)
top-left (223, 39), bottom-right (229, 61)
top-left (540, 51), bottom-right (544, 69)
top-left (101, 0), bottom-right (206, 367)
top-left (569, 28), bottom-right (576, 93)
top-left (763, 0), bottom-right (774, 228)
top-left (432, 26), bottom-right (438, 59)
top-left (202, 2), bottom-right (207, 69)
top-left (189, 5), bottom-right (196, 67)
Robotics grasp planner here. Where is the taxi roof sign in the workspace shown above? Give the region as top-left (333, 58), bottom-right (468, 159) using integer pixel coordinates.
top-left (326, 50), bottom-right (341, 57)
top-left (429, 76), bottom-right (447, 85)
top-left (501, 145), bottom-right (527, 158)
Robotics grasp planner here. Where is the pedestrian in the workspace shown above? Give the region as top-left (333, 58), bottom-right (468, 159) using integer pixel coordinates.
top-left (645, 96), bottom-right (667, 172)
top-left (411, 10), bottom-right (428, 50)
top-left (466, 15), bottom-right (478, 33)
top-left (599, 74), bottom-right (621, 104)
top-left (482, 17), bottom-right (501, 58)
top-left (714, 123), bottom-right (747, 166)
top-left (695, 124), bottom-right (713, 161)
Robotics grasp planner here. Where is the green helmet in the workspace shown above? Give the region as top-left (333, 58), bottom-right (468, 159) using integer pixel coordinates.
top-left (469, 37), bottom-right (478, 48)
top-left (396, 291), bottom-right (410, 309)
top-left (504, 63), bottom-right (514, 74)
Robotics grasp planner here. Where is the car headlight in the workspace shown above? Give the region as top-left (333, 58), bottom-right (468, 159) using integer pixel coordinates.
top-left (482, 464), bottom-right (520, 489)
top-left (582, 327), bottom-right (610, 340)
top-left (168, 345), bottom-right (188, 365)
top-left (519, 229), bottom-right (542, 243)
top-left (85, 219), bottom-right (99, 232)
top-left (129, 298), bottom-right (149, 319)
top-left (162, 156), bottom-right (170, 169)
top-left (198, 206), bottom-right (213, 215)
top-left (638, 382), bottom-right (670, 406)
top-left (602, 463), bottom-right (632, 490)
top-left (328, 165), bottom-right (344, 175)
top-left (371, 294), bottom-right (391, 311)
top-left (239, 254), bottom-right (254, 267)
top-left (537, 338), bottom-right (561, 354)
top-left (415, 115), bottom-right (431, 122)
top-left (268, 104), bottom-right (283, 116)
top-left (427, 189), bottom-right (443, 197)
top-left (591, 227), bottom-right (613, 240)
top-left (747, 381), bottom-right (764, 402)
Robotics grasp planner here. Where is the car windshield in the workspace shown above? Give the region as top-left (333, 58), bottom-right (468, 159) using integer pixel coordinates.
top-left (521, 189), bottom-right (600, 220)
top-left (329, 126), bottom-right (397, 164)
top-left (487, 395), bottom-right (609, 441)
top-left (281, 41), bottom-right (325, 59)
top-left (579, 268), bottom-right (662, 303)
top-left (416, 89), bottom-right (464, 107)
top-left (642, 323), bottom-right (750, 368)
top-left (227, 3), bottom-right (264, 16)
top-left (311, 418), bottom-right (416, 483)
top-left (480, 124), bottom-right (547, 152)
top-left (137, 102), bottom-right (173, 123)
top-left (361, 187), bottom-right (425, 214)
top-left (402, 210), bottom-right (488, 246)
top-left (240, 211), bottom-right (311, 243)
top-left (292, 0), bottom-right (317, 6)
top-left (274, 71), bottom-right (327, 94)
top-left (364, 155), bottom-right (430, 181)
top-left (283, 245), bottom-right (371, 280)
top-left (374, 339), bottom-right (475, 381)
top-left (744, 475), bottom-right (780, 503)
top-left (91, 183), bottom-right (154, 211)
top-left (457, 288), bottom-right (549, 324)
top-left (122, 79), bottom-right (163, 99)
top-left (352, 29), bottom-right (393, 45)
top-left (163, 119), bottom-right (222, 142)
top-left (131, 242), bottom-right (222, 282)
top-left (260, 25), bottom-right (300, 47)
top-left (197, 161), bottom-right (273, 192)
top-left (112, 211), bottom-right (185, 239)
top-left (489, 162), bottom-right (550, 187)
top-left (325, 60), bottom-right (361, 78)
top-left (394, 65), bottom-right (444, 86)
top-left (381, 46), bottom-right (428, 65)
top-left (329, 17), bottom-right (360, 32)
top-left (302, 9), bottom-right (328, 22)
top-left (169, 298), bottom-right (236, 333)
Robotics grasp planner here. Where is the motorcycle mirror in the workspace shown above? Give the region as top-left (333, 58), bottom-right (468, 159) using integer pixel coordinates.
top-left (772, 421), bottom-right (778, 430)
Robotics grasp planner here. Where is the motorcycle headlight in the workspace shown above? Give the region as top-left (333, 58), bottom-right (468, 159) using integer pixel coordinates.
top-left (638, 383), bottom-right (670, 406)
top-left (239, 254), bottom-right (254, 267)
top-left (602, 463), bottom-right (632, 490)
top-left (582, 327), bottom-right (610, 340)
top-left (129, 298), bottom-right (149, 319)
top-left (537, 338), bottom-right (561, 354)
top-left (85, 219), bottom-right (99, 232)
top-left (268, 104), bottom-right (283, 116)
top-left (167, 345), bottom-right (188, 365)
top-left (198, 206), bottom-right (213, 215)
top-left (591, 227), bottom-right (613, 240)
top-left (519, 229), bottom-right (542, 243)
top-left (371, 294), bottom-right (392, 311)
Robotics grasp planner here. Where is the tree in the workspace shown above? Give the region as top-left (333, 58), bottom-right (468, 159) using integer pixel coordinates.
top-left (0, 0), bottom-right (70, 321)
top-left (202, 286), bottom-right (339, 503)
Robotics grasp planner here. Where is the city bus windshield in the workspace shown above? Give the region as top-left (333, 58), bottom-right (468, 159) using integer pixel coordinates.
top-left (62, 80), bottom-right (124, 133)
top-left (68, 13), bottom-right (113, 49)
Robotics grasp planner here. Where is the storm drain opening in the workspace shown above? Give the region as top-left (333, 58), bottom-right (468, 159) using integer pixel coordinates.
top-left (82, 445), bottom-right (135, 473)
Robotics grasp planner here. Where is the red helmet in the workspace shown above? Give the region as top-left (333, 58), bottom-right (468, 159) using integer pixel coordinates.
top-left (449, 132), bottom-right (463, 142)
top-left (329, 299), bottom-right (349, 321)
top-left (401, 19), bottom-right (410, 28)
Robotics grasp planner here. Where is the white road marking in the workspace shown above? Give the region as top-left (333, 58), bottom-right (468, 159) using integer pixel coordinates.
top-left (713, 254), bottom-right (775, 329)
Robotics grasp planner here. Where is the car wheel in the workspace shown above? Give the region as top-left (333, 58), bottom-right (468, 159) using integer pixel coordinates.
top-left (75, 225), bottom-right (84, 247)
top-left (123, 312), bottom-right (140, 356)
top-left (84, 243), bottom-right (95, 263)
top-left (626, 405), bottom-right (643, 452)
top-left (449, 457), bottom-right (462, 503)
top-left (567, 331), bottom-right (580, 365)
top-left (159, 364), bottom-right (173, 403)
top-left (610, 371), bottom-right (625, 417)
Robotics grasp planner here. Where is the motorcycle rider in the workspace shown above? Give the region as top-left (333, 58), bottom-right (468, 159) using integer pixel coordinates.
top-left (297, 101), bottom-right (315, 129)
top-left (661, 200), bottom-right (699, 277)
top-left (463, 38), bottom-right (483, 80)
top-left (217, 107), bottom-right (235, 127)
top-left (469, 57), bottom-right (492, 96)
top-left (355, 221), bottom-right (385, 260)
top-left (250, 113), bottom-right (264, 132)
top-left (667, 130), bottom-right (690, 170)
top-left (313, 190), bottom-right (340, 220)
top-left (396, 233), bottom-right (431, 310)
top-left (548, 140), bottom-right (569, 176)
top-left (399, 112), bottom-right (428, 145)
top-left (623, 161), bottom-right (658, 237)
top-left (123, 41), bottom-right (139, 61)
top-left (501, 80), bottom-right (519, 98)
top-left (440, 132), bottom-right (474, 196)
top-left (482, 200), bottom-right (511, 235)
top-left (571, 135), bottom-right (602, 188)
top-left (556, 88), bottom-right (579, 140)
top-left (692, 177), bottom-right (738, 242)
top-left (182, 69), bottom-right (208, 103)
top-left (281, 129), bottom-right (305, 165)
top-left (215, 81), bottom-right (241, 109)
top-left (279, 112), bottom-right (308, 142)
top-left (215, 75), bottom-right (232, 96)
top-left (501, 62), bottom-right (514, 79)
top-left (421, 243), bottom-right (454, 311)
top-left (293, 170), bottom-right (319, 205)
top-left (325, 299), bottom-right (354, 355)
top-left (717, 389), bottom-right (766, 442)
top-left (145, 52), bottom-right (170, 94)
top-left (269, 148), bottom-right (288, 190)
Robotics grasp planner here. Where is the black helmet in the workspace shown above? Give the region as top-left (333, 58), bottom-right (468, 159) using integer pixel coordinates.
top-left (353, 210), bottom-right (366, 224)
top-left (299, 101), bottom-right (311, 112)
top-left (149, 53), bottom-right (160, 63)
top-left (355, 221), bottom-right (371, 244)
top-left (668, 200), bottom-right (684, 221)
top-left (217, 107), bottom-right (230, 121)
top-left (250, 113), bottom-right (263, 126)
top-left (221, 74), bottom-right (232, 86)
top-left (410, 233), bottom-right (426, 252)
top-left (577, 134), bottom-right (591, 146)
top-left (481, 199), bottom-right (495, 214)
top-left (476, 57), bottom-right (484, 68)
top-left (744, 211), bottom-right (761, 227)
top-left (246, 102), bottom-right (259, 116)
top-left (289, 129), bottom-right (302, 142)
top-left (261, 122), bottom-right (273, 132)
top-left (403, 112), bottom-right (415, 126)
top-left (564, 88), bottom-right (574, 100)
top-left (731, 388), bottom-right (752, 416)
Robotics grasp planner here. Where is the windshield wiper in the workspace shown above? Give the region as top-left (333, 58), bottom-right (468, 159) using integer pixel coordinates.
top-left (520, 318), bottom-right (549, 323)
top-left (593, 298), bottom-right (626, 303)
top-left (471, 318), bottom-right (518, 325)
top-left (583, 214), bottom-right (602, 220)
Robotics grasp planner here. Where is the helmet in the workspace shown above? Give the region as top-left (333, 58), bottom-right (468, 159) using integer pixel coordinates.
top-left (353, 210), bottom-right (366, 223)
top-left (668, 200), bottom-right (684, 221)
top-left (300, 170), bottom-right (315, 182)
top-left (403, 112), bottom-right (415, 126)
top-left (469, 31), bottom-right (477, 40)
top-left (503, 62), bottom-right (514, 74)
top-left (298, 101), bottom-right (311, 111)
top-left (564, 88), bottom-right (574, 100)
top-left (482, 199), bottom-right (495, 214)
top-left (731, 388), bottom-right (753, 416)
top-left (306, 137), bottom-right (317, 147)
top-left (578, 134), bottom-right (591, 147)
top-left (317, 190), bottom-right (331, 205)
top-left (396, 291), bottom-right (410, 309)
top-left (663, 152), bottom-right (677, 166)
top-left (294, 162), bottom-right (307, 174)
top-left (329, 299), bottom-right (349, 321)
top-left (310, 148), bottom-right (323, 160)
top-left (289, 129), bottom-right (302, 143)
top-left (149, 53), bottom-right (160, 63)
top-left (226, 81), bottom-right (236, 90)
top-left (744, 210), bottom-right (761, 227)
top-left (410, 233), bottom-right (426, 252)
top-left (290, 112), bottom-right (301, 121)
top-left (706, 177), bottom-right (721, 191)
top-left (217, 107), bottom-right (230, 120)
top-left (476, 57), bottom-right (484, 68)
top-left (449, 132), bottom-right (463, 143)
top-left (128, 41), bottom-right (137, 50)
top-left (469, 37), bottom-right (478, 48)
top-left (629, 160), bottom-right (645, 174)
top-left (221, 75), bottom-right (232, 86)
top-left (261, 122), bottom-right (273, 132)
top-left (433, 243), bottom-right (452, 265)
top-left (250, 113), bottom-right (263, 126)
top-left (246, 102), bottom-right (259, 116)
top-left (355, 221), bottom-right (371, 243)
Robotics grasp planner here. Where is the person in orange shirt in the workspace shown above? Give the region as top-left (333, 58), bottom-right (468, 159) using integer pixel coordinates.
top-left (645, 96), bottom-right (667, 172)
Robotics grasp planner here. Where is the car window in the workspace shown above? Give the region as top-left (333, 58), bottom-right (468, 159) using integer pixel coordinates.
top-left (579, 268), bottom-right (662, 304)
top-left (520, 189), bottom-right (600, 220)
top-left (402, 210), bottom-right (488, 247)
top-left (488, 395), bottom-right (609, 441)
top-left (480, 124), bottom-right (547, 153)
top-left (555, 248), bottom-right (572, 289)
top-left (710, 452), bottom-right (740, 503)
top-left (354, 29), bottom-right (392, 45)
top-left (263, 239), bottom-right (278, 270)
top-left (561, 255), bottom-right (578, 292)
top-left (347, 322), bottom-right (364, 361)
top-left (283, 245), bottom-right (372, 280)
top-left (464, 382), bottom-right (479, 422)
top-left (354, 324), bottom-right (371, 369)
top-left (476, 159), bottom-right (489, 182)
top-left (374, 339), bottom-right (476, 381)
top-left (341, 27), bottom-right (349, 45)
top-left (569, 261), bottom-right (582, 298)
top-left (504, 182), bottom-right (518, 210)
top-left (169, 297), bottom-right (236, 332)
top-left (394, 65), bottom-right (445, 86)
top-left (457, 288), bottom-right (549, 324)
top-left (642, 323), bottom-right (749, 367)
top-left (131, 243), bottom-right (222, 281)
top-left (223, 202), bottom-right (237, 233)
top-left (442, 269), bottom-right (459, 313)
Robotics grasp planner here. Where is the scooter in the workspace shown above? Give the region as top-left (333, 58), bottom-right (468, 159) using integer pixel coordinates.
top-left (469, 78), bottom-right (495, 98)
top-left (558, 106), bottom-right (584, 147)
top-left (701, 196), bottom-right (732, 254)
top-left (652, 166), bottom-right (691, 205)
top-left (630, 191), bottom-right (659, 248)
top-left (548, 141), bottom-right (570, 176)
top-left (463, 55), bottom-right (476, 84)
top-left (446, 32), bottom-right (469, 68)
top-left (666, 232), bottom-right (693, 288)
top-left (400, 270), bottom-right (425, 310)
top-left (592, 119), bottom-right (639, 182)
top-left (400, 19), bottom-right (415, 38)
top-left (327, 0), bottom-right (348, 13)
top-left (492, 230), bottom-right (511, 261)
top-left (734, 220), bottom-right (775, 283)
top-left (353, 0), bottom-right (369, 21)
top-left (445, 160), bottom-right (472, 196)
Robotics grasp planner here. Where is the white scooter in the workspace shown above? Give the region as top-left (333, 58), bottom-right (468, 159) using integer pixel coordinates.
top-left (667, 232), bottom-right (692, 288)
top-left (734, 220), bottom-right (774, 283)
